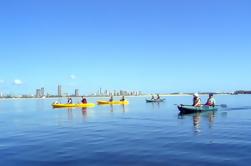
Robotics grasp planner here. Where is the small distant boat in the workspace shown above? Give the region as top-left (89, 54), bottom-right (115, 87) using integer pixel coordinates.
top-left (97, 100), bottom-right (129, 105)
top-left (52, 103), bottom-right (95, 108)
top-left (146, 99), bottom-right (166, 103)
top-left (178, 105), bottom-right (217, 114)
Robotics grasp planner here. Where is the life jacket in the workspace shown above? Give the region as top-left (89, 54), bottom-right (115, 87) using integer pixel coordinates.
top-left (68, 99), bottom-right (72, 104)
top-left (206, 98), bottom-right (215, 106)
top-left (193, 98), bottom-right (201, 107)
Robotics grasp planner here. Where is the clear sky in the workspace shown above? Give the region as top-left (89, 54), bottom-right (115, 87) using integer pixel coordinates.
top-left (0, 0), bottom-right (251, 95)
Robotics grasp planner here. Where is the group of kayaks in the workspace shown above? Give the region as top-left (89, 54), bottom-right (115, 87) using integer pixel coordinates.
top-left (52, 100), bottom-right (129, 108)
top-left (52, 98), bottom-right (220, 115)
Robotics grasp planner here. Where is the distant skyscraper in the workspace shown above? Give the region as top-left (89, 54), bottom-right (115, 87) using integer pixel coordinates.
top-left (58, 85), bottom-right (62, 97)
top-left (41, 87), bottom-right (45, 97)
top-left (99, 88), bottom-right (102, 95)
top-left (75, 89), bottom-right (79, 97)
top-left (36, 89), bottom-right (41, 98)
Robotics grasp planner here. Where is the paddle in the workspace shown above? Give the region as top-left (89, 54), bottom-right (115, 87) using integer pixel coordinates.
top-left (174, 104), bottom-right (227, 108)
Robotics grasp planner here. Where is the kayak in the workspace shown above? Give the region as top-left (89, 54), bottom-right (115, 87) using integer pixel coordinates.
top-left (52, 103), bottom-right (95, 108)
top-left (97, 100), bottom-right (129, 105)
top-left (178, 105), bottom-right (217, 114)
top-left (146, 99), bottom-right (165, 103)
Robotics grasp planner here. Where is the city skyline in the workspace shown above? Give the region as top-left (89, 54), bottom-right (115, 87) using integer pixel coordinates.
top-left (0, 82), bottom-right (249, 98)
top-left (0, 0), bottom-right (251, 94)
top-left (0, 84), bottom-right (144, 98)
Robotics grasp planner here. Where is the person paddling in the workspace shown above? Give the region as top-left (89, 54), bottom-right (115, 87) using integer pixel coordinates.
top-left (81, 96), bottom-right (87, 104)
top-left (156, 94), bottom-right (161, 100)
top-left (193, 93), bottom-right (201, 107)
top-left (109, 96), bottom-right (113, 102)
top-left (120, 96), bottom-right (125, 101)
top-left (67, 97), bottom-right (73, 104)
top-left (205, 93), bottom-right (216, 107)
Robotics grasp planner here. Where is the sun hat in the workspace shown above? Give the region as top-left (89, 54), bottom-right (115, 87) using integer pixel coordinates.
top-left (193, 93), bottom-right (199, 97)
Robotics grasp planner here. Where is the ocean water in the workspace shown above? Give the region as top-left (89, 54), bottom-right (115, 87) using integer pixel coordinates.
top-left (0, 95), bottom-right (251, 166)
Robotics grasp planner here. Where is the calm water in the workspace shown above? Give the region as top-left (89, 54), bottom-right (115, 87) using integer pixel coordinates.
top-left (0, 95), bottom-right (251, 166)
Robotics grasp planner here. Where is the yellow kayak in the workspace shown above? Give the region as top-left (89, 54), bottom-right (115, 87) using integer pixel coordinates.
top-left (52, 103), bottom-right (95, 108)
top-left (97, 100), bottom-right (129, 105)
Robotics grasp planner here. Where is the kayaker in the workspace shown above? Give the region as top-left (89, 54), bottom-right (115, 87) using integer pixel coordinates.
top-left (81, 96), bottom-right (87, 104)
top-left (109, 96), bottom-right (113, 102)
top-left (120, 96), bottom-right (125, 101)
top-left (193, 93), bottom-right (201, 107)
top-left (156, 94), bottom-right (161, 100)
top-left (205, 93), bottom-right (216, 107)
top-left (67, 97), bottom-right (73, 104)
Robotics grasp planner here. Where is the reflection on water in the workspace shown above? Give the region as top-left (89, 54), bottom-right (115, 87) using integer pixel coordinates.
top-left (179, 111), bottom-right (217, 134)
top-left (67, 108), bottom-right (73, 121)
top-left (207, 112), bottom-right (216, 128)
top-left (148, 102), bottom-right (162, 111)
top-left (193, 111), bottom-right (216, 133)
top-left (60, 105), bottom-right (129, 122)
top-left (193, 113), bottom-right (201, 134)
top-left (152, 103), bottom-right (160, 110)
top-left (121, 104), bottom-right (126, 113)
top-left (55, 107), bottom-right (91, 122)
top-left (81, 108), bottom-right (88, 121)
top-left (110, 105), bottom-right (114, 112)
top-left (105, 105), bottom-right (127, 113)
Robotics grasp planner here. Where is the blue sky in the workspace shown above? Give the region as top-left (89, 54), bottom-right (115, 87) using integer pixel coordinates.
top-left (0, 0), bottom-right (251, 95)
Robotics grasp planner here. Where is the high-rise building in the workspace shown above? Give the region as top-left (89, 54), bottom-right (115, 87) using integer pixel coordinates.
top-left (75, 89), bottom-right (79, 97)
top-left (36, 89), bottom-right (41, 98)
top-left (99, 88), bottom-right (102, 96)
top-left (104, 90), bottom-right (108, 96)
top-left (41, 87), bottom-right (45, 97)
top-left (58, 85), bottom-right (62, 97)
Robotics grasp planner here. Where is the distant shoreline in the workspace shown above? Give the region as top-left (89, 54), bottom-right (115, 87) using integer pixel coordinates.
top-left (0, 93), bottom-right (245, 101)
